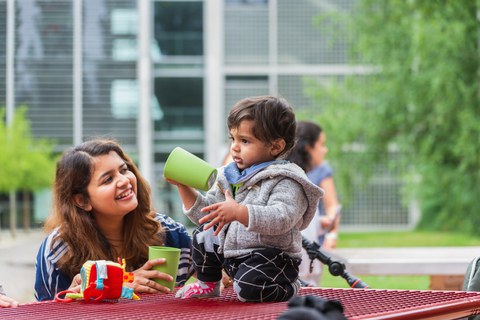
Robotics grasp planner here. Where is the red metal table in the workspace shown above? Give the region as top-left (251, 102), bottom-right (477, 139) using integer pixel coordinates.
top-left (2, 287), bottom-right (480, 319)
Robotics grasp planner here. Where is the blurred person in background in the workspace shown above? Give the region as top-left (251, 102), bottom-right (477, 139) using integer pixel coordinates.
top-left (287, 121), bottom-right (341, 286)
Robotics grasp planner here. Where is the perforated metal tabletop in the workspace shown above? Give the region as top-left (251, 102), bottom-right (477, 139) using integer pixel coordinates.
top-left (2, 287), bottom-right (480, 319)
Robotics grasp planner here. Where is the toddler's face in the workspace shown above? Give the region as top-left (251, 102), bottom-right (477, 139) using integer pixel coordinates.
top-left (229, 120), bottom-right (277, 170)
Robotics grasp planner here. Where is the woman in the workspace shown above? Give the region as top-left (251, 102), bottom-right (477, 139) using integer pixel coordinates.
top-left (287, 121), bottom-right (341, 286)
top-left (34, 139), bottom-right (191, 301)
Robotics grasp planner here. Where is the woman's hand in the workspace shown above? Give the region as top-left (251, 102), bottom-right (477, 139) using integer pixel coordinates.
top-left (0, 294), bottom-right (18, 308)
top-left (319, 216), bottom-right (335, 231)
top-left (319, 216), bottom-right (338, 249)
top-left (131, 258), bottom-right (174, 294)
top-left (68, 273), bottom-right (82, 293)
top-left (322, 235), bottom-right (337, 250)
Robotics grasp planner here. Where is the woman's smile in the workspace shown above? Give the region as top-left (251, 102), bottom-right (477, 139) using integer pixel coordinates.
top-left (116, 188), bottom-right (134, 200)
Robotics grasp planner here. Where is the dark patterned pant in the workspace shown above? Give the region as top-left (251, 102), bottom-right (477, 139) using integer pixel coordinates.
top-left (192, 226), bottom-right (300, 302)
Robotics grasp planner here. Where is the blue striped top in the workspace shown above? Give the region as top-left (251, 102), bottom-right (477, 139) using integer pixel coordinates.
top-left (34, 213), bottom-right (192, 301)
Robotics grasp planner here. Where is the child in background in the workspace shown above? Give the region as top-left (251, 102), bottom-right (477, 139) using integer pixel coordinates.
top-left (167, 95), bottom-right (323, 302)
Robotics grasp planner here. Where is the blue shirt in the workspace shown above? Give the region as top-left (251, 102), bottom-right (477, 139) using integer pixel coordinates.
top-left (307, 162), bottom-right (333, 217)
top-left (34, 213), bottom-right (191, 301)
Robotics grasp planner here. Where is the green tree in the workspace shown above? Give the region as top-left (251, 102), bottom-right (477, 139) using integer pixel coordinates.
top-left (0, 107), bottom-right (57, 234)
top-left (310, 0), bottom-right (480, 234)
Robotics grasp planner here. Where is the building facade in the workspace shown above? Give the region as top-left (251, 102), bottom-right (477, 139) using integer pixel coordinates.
top-left (0, 0), bottom-right (414, 229)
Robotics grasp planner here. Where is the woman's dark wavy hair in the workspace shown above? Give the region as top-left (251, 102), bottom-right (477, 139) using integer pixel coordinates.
top-left (44, 138), bottom-right (163, 277)
top-left (227, 95), bottom-right (296, 157)
top-left (287, 121), bottom-right (323, 172)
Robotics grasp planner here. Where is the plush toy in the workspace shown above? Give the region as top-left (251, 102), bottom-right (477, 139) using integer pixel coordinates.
top-left (55, 258), bottom-right (140, 303)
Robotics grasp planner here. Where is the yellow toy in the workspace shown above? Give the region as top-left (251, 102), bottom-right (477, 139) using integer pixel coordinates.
top-left (55, 258), bottom-right (140, 303)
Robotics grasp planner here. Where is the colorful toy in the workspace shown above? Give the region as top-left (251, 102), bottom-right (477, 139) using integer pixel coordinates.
top-left (55, 258), bottom-right (140, 303)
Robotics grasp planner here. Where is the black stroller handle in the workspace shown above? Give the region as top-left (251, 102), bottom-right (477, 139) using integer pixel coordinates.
top-left (302, 236), bottom-right (369, 289)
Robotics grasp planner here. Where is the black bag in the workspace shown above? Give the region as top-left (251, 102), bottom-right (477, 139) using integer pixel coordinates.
top-left (464, 257), bottom-right (480, 291)
top-left (463, 257), bottom-right (480, 320)
top-left (277, 295), bottom-right (347, 320)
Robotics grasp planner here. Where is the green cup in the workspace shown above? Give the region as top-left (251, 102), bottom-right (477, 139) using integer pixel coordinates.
top-left (164, 147), bottom-right (217, 191)
top-left (148, 246), bottom-right (181, 291)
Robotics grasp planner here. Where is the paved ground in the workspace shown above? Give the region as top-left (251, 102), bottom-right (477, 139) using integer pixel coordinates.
top-left (0, 228), bottom-right (45, 304)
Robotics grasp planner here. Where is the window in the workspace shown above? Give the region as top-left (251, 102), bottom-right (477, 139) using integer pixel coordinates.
top-left (154, 1), bottom-right (203, 56)
top-left (154, 77), bottom-right (203, 132)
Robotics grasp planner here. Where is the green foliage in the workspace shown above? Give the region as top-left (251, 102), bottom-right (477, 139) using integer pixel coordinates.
top-left (309, 0), bottom-right (480, 234)
top-left (0, 106), bottom-right (57, 193)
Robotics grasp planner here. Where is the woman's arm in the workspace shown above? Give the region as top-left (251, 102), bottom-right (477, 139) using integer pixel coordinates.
top-left (319, 176), bottom-right (341, 249)
top-left (34, 236), bottom-right (73, 301)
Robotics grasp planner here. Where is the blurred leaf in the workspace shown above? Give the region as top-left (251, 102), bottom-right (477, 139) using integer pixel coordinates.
top-left (307, 0), bottom-right (480, 235)
top-left (0, 106), bottom-right (57, 193)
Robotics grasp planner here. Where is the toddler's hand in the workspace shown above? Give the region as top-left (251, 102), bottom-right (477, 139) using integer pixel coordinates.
top-left (200, 190), bottom-right (244, 236)
top-left (164, 177), bottom-right (184, 187)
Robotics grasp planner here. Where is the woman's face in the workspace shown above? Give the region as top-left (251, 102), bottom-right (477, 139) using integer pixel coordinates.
top-left (307, 131), bottom-right (328, 167)
top-left (84, 151), bottom-right (138, 222)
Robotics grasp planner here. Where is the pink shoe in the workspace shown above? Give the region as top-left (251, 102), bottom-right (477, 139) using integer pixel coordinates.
top-left (175, 280), bottom-right (222, 299)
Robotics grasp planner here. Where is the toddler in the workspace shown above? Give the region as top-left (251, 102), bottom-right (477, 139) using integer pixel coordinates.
top-left (167, 95), bottom-right (323, 302)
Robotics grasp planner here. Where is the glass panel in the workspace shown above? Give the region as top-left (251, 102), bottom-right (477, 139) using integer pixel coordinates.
top-left (225, 0), bottom-right (267, 5)
top-left (154, 77), bottom-right (203, 132)
top-left (152, 1), bottom-right (204, 223)
top-left (82, 1), bottom-right (138, 146)
top-left (112, 38), bottom-right (137, 61)
top-left (278, 75), bottom-right (320, 112)
top-left (224, 1), bottom-right (268, 65)
top-left (154, 1), bottom-right (203, 56)
top-left (153, 72), bottom-right (204, 224)
top-left (111, 7), bottom-right (137, 35)
top-left (16, 0), bottom-right (74, 146)
top-left (340, 152), bottom-right (408, 226)
top-left (110, 79), bottom-right (162, 120)
top-left (277, 0), bottom-right (354, 65)
top-left (225, 76), bottom-right (269, 115)
top-left (224, 76), bottom-right (268, 141)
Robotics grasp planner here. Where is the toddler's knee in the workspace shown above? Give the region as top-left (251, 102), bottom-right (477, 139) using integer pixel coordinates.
top-left (232, 281), bottom-right (254, 302)
top-left (233, 281), bottom-right (296, 303)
